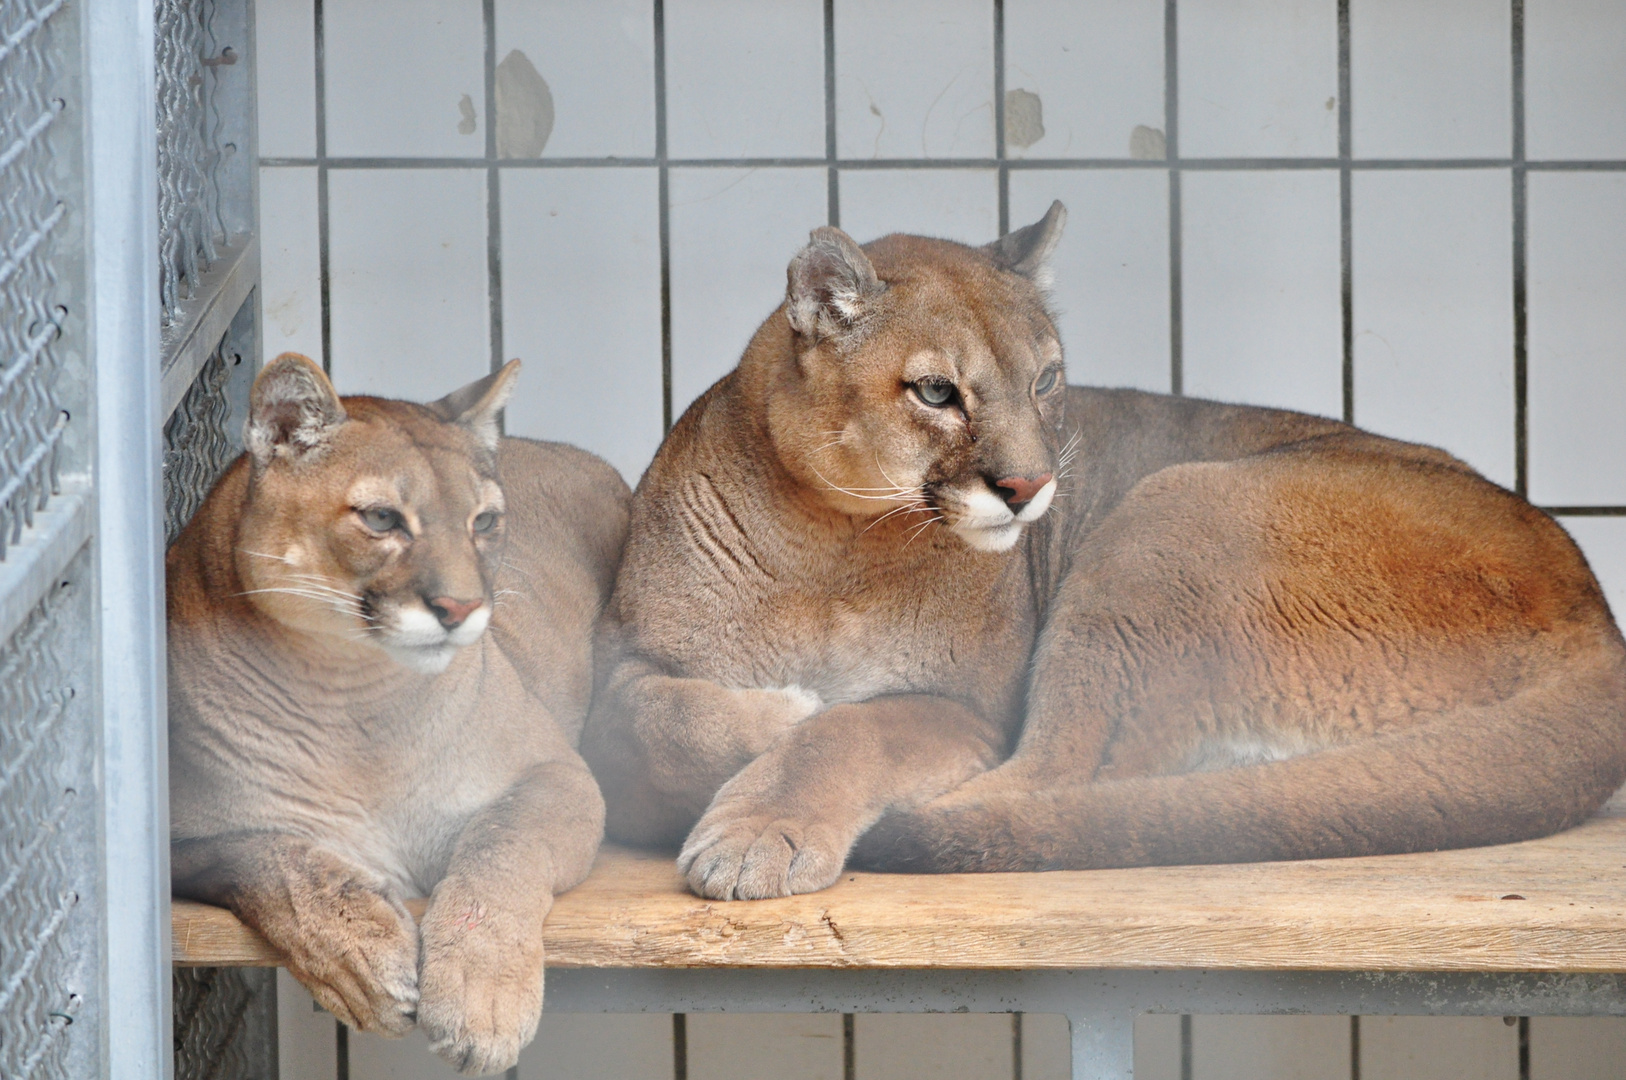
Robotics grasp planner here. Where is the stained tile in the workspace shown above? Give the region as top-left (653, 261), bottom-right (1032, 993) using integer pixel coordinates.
top-left (324, 0), bottom-right (486, 158)
top-left (1526, 0), bottom-right (1626, 160)
top-left (496, 0), bottom-right (656, 159)
top-left (837, 168), bottom-right (998, 245)
top-left (257, 165), bottom-right (324, 367)
top-left (326, 169), bottom-right (490, 402)
top-left (834, 0), bottom-right (994, 160)
top-left (1190, 1015), bottom-right (1348, 1080)
top-left (1003, 0), bottom-right (1165, 159)
top-left (667, 166), bottom-right (828, 416)
top-left (1181, 170), bottom-right (1343, 417)
top-left (687, 1014), bottom-right (842, 1080)
top-left (1559, 519), bottom-right (1626, 630)
top-left (501, 168), bottom-right (663, 485)
top-left (1010, 169), bottom-right (1170, 393)
top-left (1360, 1016), bottom-right (1517, 1080)
top-left (1352, 170), bottom-right (1515, 488)
top-left (519, 1013), bottom-right (675, 1080)
top-left (1178, 0), bottom-right (1339, 158)
top-left (1350, 0), bottom-right (1511, 159)
top-left (276, 971), bottom-right (336, 1080)
top-left (853, 1013), bottom-right (1014, 1080)
top-left (1527, 172), bottom-right (1626, 506)
top-left (666, 0), bottom-right (825, 159)
top-left (255, 0), bottom-right (316, 158)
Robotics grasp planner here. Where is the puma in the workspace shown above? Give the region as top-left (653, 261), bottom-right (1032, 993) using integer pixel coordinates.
top-left (580, 203), bottom-right (1626, 900)
top-left (168, 355), bottom-right (628, 1074)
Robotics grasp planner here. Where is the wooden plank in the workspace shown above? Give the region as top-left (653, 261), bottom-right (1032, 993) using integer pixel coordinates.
top-left (172, 806), bottom-right (1626, 972)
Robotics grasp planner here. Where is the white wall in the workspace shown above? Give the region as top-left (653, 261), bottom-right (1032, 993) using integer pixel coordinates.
top-left (255, 1), bottom-right (1626, 1077)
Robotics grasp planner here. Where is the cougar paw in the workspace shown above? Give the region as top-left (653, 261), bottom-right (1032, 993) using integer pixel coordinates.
top-left (417, 884), bottom-right (545, 1076)
top-left (263, 859), bottom-right (420, 1036)
top-left (678, 809), bottom-right (849, 900)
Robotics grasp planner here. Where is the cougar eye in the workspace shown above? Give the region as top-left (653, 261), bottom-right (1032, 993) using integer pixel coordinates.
top-left (913, 379), bottom-right (956, 408)
top-left (359, 507), bottom-right (403, 534)
top-left (472, 510), bottom-right (499, 534)
top-left (1035, 368), bottom-right (1059, 395)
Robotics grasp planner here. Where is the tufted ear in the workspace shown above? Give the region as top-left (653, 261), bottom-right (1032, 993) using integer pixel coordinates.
top-left (428, 358), bottom-right (520, 452)
top-left (245, 353), bottom-right (347, 468)
top-left (983, 200), bottom-right (1067, 289)
top-left (786, 226), bottom-right (887, 340)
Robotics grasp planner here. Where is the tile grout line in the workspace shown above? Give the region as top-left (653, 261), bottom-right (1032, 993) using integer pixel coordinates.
top-left (1165, 0), bottom-right (1182, 396)
top-left (1518, 1015), bottom-right (1531, 1080)
top-left (1338, 0), bottom-right (1354, 426)
top-left (1180, 1013), bottom-right (1193, 1080)
top-left (672, 1012), bottom-right (687, 1080)
top-left (483, 0), bottom-right (503, 390)
top-left (994, 0), bottom-right (1007, 236)
top-left (656, 0), bottom-right (673, 435)
top-left (314, 0), bottom-right (331, 376)
top-left (843, 1013), bottom-right (856, 1080)
top-left (257, 155), bottom-right (1626, 171)
top-left (1011, 1011), bottom-right (1023, 1080)
top-left (1350, 1015), bottom-right (1361, 1080)
top-left (825, 0), bottom-right (838, 227)
top-left (1512, 0), bottom-right (1529, 499)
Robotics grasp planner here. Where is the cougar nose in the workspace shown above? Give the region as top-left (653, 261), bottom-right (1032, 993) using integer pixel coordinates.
top-left (427, 596), bottom-right (484, 629)
top-left (994, 473), bottom-right (1054, 507)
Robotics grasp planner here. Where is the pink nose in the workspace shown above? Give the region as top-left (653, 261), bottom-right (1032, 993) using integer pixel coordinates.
top-left (995, 473), bottom-right (1054, 506)
top-left (429, 596), bottom-right (484, 628)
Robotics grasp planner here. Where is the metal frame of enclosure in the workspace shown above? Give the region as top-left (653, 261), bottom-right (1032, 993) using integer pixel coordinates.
top-left (0, 0), bottom-right (266, 1076)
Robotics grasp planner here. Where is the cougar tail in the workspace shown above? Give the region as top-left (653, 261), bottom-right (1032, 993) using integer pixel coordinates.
top-left (857, 644), bottom-right (1626, 873)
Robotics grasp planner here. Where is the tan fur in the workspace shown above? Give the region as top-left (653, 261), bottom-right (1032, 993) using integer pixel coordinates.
top-left (169, 355), bottom-right (628, 1074)
top-left (580, 205), bottom-right (1626, 900)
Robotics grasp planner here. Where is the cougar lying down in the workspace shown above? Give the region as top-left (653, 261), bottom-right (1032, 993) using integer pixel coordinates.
top-left (581, 202), bottom-right (1626, 900)
top-left (168, 355), bottom-right (627, 1074)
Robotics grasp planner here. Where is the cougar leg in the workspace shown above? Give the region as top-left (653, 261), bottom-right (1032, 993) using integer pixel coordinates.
top-left (416, 748), bottom-right (603, 1075)
top-left (172, 831), bottom-right (420, 1035)
top-left (679, 693), bottom-right (1008, 899)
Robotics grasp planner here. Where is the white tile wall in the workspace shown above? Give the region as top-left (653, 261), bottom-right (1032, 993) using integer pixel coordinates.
top-left (834, 0), bottom-right (994, 159)
top-left (668, 166), bottom-right (827, 415)
top-left (853, 1014), bottom-right (1014, 1080)
top-left (1349, 0), bottom-right (1511, 159)
top-left (1526, 0), bottom-right (1626, 160)
top-left (1527, 172), bottom-right (1626, 506)
top-left (1181, 170), bottom-right (1343, 416)
top-left (1562, 518), bottom-right (1626, 628)
top-left (838, 168), bottom-right (999, 244)
top-left (1178, 0), bottom-right (1339, 159)
top-left (1003, 0), bottom-right (1165, 159)
top-left (1010, 170), bottom-right (1171, 393)
top-left (1529, 1016), bottom-right (1626, 1080)
top-left (257, 166), bottom-right (324, 366)
top-left (326, 168), bottom-right (492, 401)
top-left (518, 1014), bottom-right (675, 1080)
top-left (1352, 169), bottom-right (1515, 488)
top-left (686, 1014), bottom-right (843, 1080)
top-left (1190, 1015), bottom-right (1349, 1080)
top-left (1360, 1016), bottom-right (1518, 1080)
top-left (666, 0), bottom-right (825, 159)
top-left (276, 972), bottom-right (336, 1080)
top-left (496, 0), bottom-right (656, 159)
top-left (324, 0), bottom-right (487, 159)
top-left (255, 0), bottom-right (315, 158)
top-left (501, 168), bottom-right (664, 484)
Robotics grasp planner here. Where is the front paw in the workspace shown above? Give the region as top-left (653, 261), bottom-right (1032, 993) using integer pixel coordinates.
top-left (678, 803), bottom-right (852, 900)
top-left (417, 879), bottom-right (546, 1076)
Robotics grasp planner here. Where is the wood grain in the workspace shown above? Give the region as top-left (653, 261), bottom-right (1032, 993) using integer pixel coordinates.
top-left (172, 807), bottom-right (1626, 971)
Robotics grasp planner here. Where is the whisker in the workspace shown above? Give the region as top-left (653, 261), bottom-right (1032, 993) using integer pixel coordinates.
top-left (861, 499), bottom-right (935, 534)
top-left (903, 516), bottom-right (944, 546)
top-left (238, 548), bottom-right (292, 564)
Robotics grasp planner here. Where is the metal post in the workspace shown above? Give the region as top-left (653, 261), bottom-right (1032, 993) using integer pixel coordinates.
top-left (86, 0), bottom-right (170, 1077)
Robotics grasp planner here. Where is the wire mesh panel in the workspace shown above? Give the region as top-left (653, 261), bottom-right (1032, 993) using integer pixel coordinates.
top-left (154, 0), bottom-right (224, 326)
top-left (0, 0), bottom-right (71, 559)
top-left (172, 968), bottom-right (277, 1080)
top-left (0, 552), bottom-right (96, 1080)
top-left (162, 344), bottom-right (234, 545)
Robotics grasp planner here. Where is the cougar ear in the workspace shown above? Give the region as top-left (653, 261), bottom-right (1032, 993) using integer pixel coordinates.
top-left (983, 199), bottom-right (1067, 289)
top-left (428, 358), bottom-right (520, 452)
top-left (245, 353), bottom-right (347, 468)
top-left (786, 226), bottom-right (886, 339)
